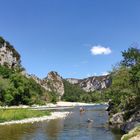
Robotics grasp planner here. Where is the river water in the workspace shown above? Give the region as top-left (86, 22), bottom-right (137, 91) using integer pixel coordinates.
top-left (0, 105), bottom-right (122, 140)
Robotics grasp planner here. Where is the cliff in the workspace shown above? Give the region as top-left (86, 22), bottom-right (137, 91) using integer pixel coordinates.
top-left (0, 37), bottom-right (20, 68)
top-left (25, 71), bottom-right (65, 99)
top-left (41, 71), bottom-right (64, 99)
top-left (66, 75), bottom-right (111, 92)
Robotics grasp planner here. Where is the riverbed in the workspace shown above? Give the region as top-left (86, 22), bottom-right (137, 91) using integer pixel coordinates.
top-left (0, 105), bottom-right (122, 140)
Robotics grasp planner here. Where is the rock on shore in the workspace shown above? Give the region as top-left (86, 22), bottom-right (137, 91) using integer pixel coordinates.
top-left (108, 107), bottom-right (140, 140)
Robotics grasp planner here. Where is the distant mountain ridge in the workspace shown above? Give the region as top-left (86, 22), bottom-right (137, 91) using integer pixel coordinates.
top-left (23, 72), bottom-right (111, 99)
top-left (66, 75), bottom-right (111, 92)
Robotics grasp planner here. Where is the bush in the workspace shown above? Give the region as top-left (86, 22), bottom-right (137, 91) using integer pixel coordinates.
top-left (0, 66), bottom-right (48, 106)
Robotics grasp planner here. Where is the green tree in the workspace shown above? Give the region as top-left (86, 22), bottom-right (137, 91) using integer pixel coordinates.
top-left (122, 47), bottom-right (140, 94)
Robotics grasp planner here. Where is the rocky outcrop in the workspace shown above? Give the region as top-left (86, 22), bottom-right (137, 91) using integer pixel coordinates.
top-left (0, 37), bottom-right (20, 68)
top-left (109, 112), bottom-right (125, 125)
top-left (25, 73), bottom-right (111, 99)
top-left (66, 75), bottom-right (111, 92)
top-left (41, 71), bottom-right (64, 99)
top-left (108, 107), bottom-right (140, 135)
top-left (21, 71), bottom-right (65, 99)
top-left (121, 109), bottom-right (140, 133)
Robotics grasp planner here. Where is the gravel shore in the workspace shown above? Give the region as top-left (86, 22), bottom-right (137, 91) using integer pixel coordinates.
top-left (0, 101), bottom-right (107, 109)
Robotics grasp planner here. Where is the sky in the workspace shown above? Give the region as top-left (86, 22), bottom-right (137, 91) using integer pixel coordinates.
top-left (0, 0), bottom-right (140, 79)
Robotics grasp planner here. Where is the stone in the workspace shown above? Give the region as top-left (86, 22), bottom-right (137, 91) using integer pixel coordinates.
top-left (109, 112), bottom-right (125, 125)
top-left (121, 109), bottom-right (140, 133)
top-left (0, 41), bottom-right (20, 68)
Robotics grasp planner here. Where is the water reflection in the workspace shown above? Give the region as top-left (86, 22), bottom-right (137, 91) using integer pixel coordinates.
top-left (0, 123), bottom-right (37, 140)
top-left (45, 119), bottom-right (64, 140)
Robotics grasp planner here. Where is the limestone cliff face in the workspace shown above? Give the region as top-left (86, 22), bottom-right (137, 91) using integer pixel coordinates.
top-left (66, 75), bottom-right (111, 92)
top-left (22, 71), bottom-right (65, 99)
top-left (0, 37), bottom-right (20, 68)
top-left (41, 71), bottom-right (64, 98)
top-left (26, 73), bottom-right (111, 98)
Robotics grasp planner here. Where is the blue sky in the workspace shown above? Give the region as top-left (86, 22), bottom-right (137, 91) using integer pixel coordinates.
top-left (0, 0), bottom-right (140, 79)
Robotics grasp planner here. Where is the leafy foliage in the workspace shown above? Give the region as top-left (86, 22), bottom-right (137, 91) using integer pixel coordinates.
top-left (106, 47), bottom-right (140, 115)
top-left (0, 65), bottom-right (50, 106)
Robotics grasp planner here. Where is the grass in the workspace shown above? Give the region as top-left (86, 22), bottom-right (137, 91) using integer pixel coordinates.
top-left (0, 108), bottom-right (51, 123)
top-left (121, 125), bottom-right (140, 140)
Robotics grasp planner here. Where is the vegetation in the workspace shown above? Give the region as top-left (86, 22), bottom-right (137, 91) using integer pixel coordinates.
top-left (0, 108), bottom-right (51, 123)
top-left (0, 36), bottom-right (60, 106)
top-left (105, 47), bottom-right (140, 116)
top-left (0, 35), bottom-right (140, 117)
top-left (46, 91), bottom-right (59, 104)
top-left (0, 37), bottom-right (5, 47)
top-left (62, 80), bottom-right (106, 103)
top-left (0, 65), bottom-right (51, 106)
top-left (63, 47), bottom-right (140, 117)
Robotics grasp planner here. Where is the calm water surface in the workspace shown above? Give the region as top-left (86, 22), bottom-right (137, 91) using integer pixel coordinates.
top-left (0, 105), bottom-right (122, 140)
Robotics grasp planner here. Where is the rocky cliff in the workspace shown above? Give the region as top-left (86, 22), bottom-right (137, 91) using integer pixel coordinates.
top-left (41, 71), bottom-right (64, 99)
top-left (0, 37), bottom-right (20, 68)
top-left (66, 75), bottom-right (111, 92)
top-left (28, 73), bottom-right (111, 98)
top-left (25, 71), bottom-right (65, 99)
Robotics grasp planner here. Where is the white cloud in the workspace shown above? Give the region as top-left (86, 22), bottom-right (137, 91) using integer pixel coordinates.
top-left (90, 45), bottom-right (112, 55)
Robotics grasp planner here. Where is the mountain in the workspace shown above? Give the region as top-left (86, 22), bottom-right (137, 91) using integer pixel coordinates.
top-left (22, 72), bottom-right (111, 99)
top-left (29, 73), bottom-right (111, 99)
top-left (0, 36), bottom-right (111, 103)
top-left (66, 75), bottom-right (111, 92)
top-left (0, 37), bottom-right (20, 68)
top-left (22, 71), bottom-right (64, 99)
top-left (41, 71), bottom-right (64, 99)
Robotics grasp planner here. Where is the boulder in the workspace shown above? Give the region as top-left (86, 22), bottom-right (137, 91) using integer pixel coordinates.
top-left (109, 112), bottom-right (125, 125)
top-left (121, 109), bottom-right (140, 133)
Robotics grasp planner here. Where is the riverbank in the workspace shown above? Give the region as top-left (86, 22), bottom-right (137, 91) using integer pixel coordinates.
top-left (0, 109), bottom-right (50, 123)
top-left (0, 101), bottom-right (106, 109)
top-left (56, 101), bottom-right (107, 106)
top-left (33, 101), bottom-right (107, 108)
top-left (107, 102), bottom-right (140, 140)
top-left (0, 102), bottom-right (104, 125)
top-left (121, 125), bottom-right (140, 140)
top-left (0, 111), bottom-right (70, 125)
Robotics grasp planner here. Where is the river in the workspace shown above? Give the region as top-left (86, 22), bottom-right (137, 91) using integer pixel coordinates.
top-left (0, 105), bottom-right (122, 140)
